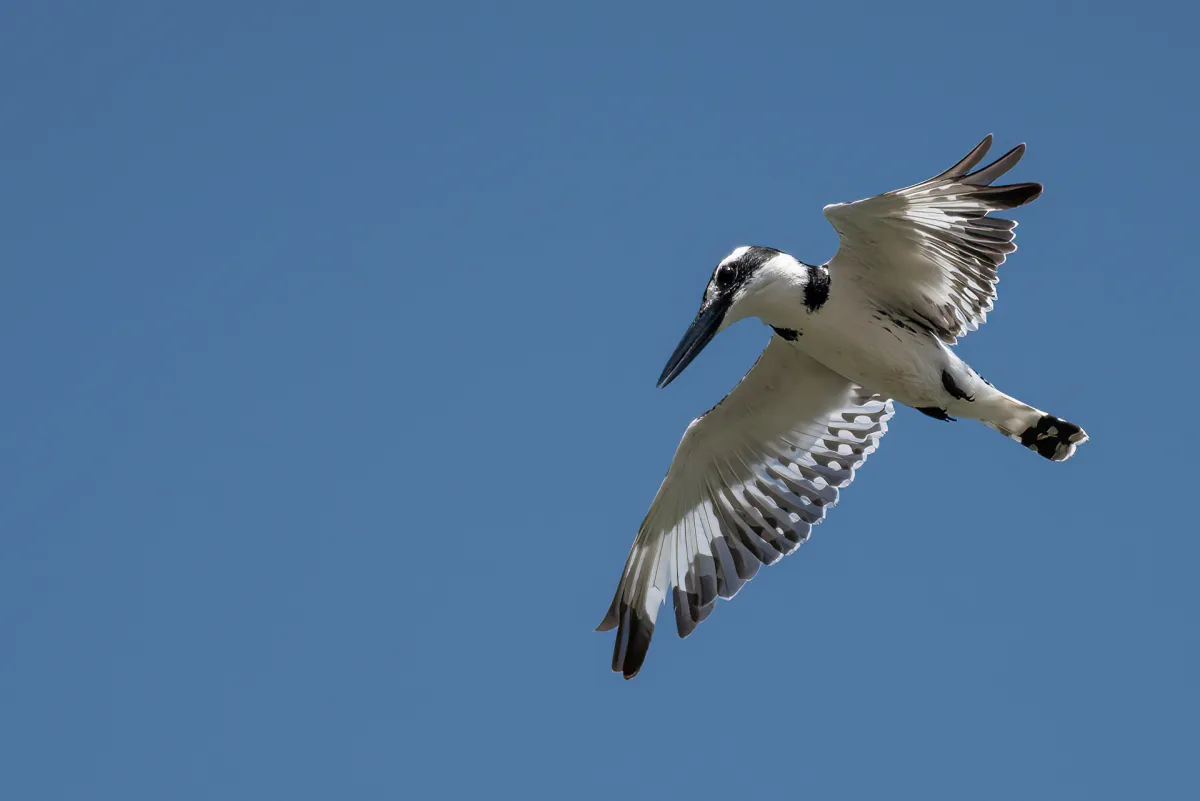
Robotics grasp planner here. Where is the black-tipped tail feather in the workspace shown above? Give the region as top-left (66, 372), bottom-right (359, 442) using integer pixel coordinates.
top-left (984, 404), bottom-right (1089, 463)
top-left (1019, 414), bottom-right (1089, 462)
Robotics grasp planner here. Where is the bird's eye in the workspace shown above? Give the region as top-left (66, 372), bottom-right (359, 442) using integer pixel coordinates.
top-left (715, 264), bottom-right (737, 290)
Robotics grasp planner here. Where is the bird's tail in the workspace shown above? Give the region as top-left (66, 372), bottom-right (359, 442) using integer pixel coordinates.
top-left (976, 394), bottom-right (1088, 462)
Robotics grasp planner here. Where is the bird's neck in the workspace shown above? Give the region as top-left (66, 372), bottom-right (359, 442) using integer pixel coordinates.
top-left (741, 257), bottom-right (829, 329)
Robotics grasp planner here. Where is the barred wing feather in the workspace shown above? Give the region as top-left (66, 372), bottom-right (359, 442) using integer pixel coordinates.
top-left (597, 337), bottom-right (893, 678)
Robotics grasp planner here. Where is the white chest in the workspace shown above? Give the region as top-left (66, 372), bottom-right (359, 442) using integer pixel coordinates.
top-left (774, 292), bottom-right (948, 406)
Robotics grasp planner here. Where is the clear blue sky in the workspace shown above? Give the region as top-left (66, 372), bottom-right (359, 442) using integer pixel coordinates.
top-left (2, 2), bottom-right (1196, 799)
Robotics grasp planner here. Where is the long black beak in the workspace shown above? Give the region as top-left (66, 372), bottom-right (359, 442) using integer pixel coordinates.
top-left (657, 301), bottom-right (727, 388)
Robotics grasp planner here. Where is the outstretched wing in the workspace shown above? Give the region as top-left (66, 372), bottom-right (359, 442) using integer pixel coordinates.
top-left (597, 337), bottom-right (893, 678)
top-left (823, 135), bottom-right (1041, 344)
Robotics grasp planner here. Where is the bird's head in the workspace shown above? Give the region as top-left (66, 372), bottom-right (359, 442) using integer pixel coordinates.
top-left (657, 245), bottom-right (806, 387)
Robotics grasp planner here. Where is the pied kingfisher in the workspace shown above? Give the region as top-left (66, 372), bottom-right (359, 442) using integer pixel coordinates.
top-left (598, 135), bottom-right (1088, 678)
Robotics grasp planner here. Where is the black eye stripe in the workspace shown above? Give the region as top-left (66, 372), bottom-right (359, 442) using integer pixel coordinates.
top-left (712, 246), bottom-right (782, 292)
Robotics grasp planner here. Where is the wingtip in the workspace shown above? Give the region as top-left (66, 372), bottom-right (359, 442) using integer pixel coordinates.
top-left (932, 134), bottom-right (995, 182)
top-left (596, 595), bottom-right (620, 631)
top-left (1001, 182), bottom-right (1042, 206)
top-left (608, 602), bottom-right (655, 679)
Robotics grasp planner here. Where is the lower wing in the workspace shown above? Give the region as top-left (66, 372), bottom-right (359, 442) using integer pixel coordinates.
top-left (598, 336), bottom-right (893, 678)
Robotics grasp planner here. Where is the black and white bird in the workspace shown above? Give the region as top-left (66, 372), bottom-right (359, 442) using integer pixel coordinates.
top-left (597, 135), bottom-right (1088, 678)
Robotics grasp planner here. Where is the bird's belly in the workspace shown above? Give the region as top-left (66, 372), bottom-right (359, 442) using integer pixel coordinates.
top-left (791, 319), bottom-right (947, 408)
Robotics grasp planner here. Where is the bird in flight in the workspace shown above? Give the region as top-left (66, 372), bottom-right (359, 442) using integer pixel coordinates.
top-left (597, 135), bottom-right (1088, 679)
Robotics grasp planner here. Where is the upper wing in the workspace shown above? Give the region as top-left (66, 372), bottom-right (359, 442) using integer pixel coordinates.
top-left (597, 337), bottom-right (893, 678)
top-left (823, 135), bottom-right (1041, 344)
